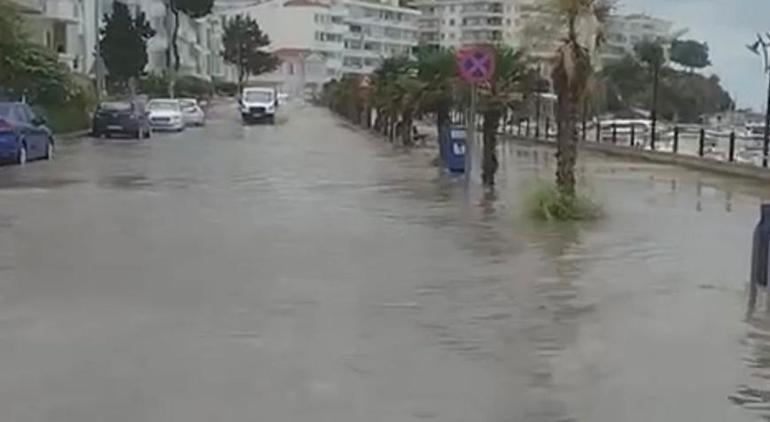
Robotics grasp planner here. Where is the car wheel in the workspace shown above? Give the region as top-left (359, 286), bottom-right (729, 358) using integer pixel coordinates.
top-left (145, 127), bottom-right (151, 138)
top-left (45, 140), bottom-right (54, 160)
top-left (17, 144), bottom-right (27, 165)
top-left (268, 116), bottom-right (275, 124)
top-left (134, 129), bottom-right (142, 139)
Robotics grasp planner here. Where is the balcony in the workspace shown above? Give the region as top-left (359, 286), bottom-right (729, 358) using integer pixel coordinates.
top-left (9, 0), bottom-right (43, 14)
top-left (42, 0), bottom-right (78, 23)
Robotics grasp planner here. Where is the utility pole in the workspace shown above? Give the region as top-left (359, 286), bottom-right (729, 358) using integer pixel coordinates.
top-left (94, 0), bottom-right (103, 101)
top-left (747, 34), bottom-right (770, 167)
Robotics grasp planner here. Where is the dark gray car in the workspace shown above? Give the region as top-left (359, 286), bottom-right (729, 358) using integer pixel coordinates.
top-left (92, 100), bottom-right (151, 139)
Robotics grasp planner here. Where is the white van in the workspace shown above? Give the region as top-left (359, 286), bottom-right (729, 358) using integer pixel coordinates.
top-left (239, 87), bottom-right (277, 124)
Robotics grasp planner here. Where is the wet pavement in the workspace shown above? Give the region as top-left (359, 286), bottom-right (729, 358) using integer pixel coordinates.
top-left (1, 101), bottom-right (770, 421)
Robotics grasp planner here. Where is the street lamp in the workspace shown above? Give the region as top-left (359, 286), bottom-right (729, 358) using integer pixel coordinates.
top-left (747, 33), bottom-right (770, 167)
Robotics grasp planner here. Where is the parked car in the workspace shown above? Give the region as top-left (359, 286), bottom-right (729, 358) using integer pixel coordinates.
top-left (92, 100), bottom-right (151, 138)
top-left (179, 98), bottom-right (205, 126)
top-left (147, 99), bottom-right (185, 131)
top-left (239, 87), bottom-right (277, 124)
top-left (0, 102), bottom-right (54, 165)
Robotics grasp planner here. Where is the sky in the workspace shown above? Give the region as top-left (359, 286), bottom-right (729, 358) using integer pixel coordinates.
top-left (621, 0), bottom-right (770, 110)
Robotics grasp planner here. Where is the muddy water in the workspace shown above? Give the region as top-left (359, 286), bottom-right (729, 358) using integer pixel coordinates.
top-left (0, 102), bottom-right (766, 421)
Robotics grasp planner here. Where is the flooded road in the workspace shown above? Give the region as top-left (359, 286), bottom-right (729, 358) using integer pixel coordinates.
top-left (0, 101), bottom-right (768, 421)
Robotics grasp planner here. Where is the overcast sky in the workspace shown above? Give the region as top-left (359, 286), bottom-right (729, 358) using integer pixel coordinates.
top-left (620, 0), bottom-right (770, 110)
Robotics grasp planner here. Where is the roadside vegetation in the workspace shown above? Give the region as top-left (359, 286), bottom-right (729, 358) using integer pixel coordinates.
top-left (323, 0), bottom-right (611, 221)
top-left (0, 0), bottom-right (95, 133)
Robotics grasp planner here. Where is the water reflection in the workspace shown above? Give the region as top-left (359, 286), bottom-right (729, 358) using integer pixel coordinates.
top-left (733, 301), bottom-right (770, 417)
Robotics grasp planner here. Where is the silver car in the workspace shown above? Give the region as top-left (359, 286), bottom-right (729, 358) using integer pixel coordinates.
top-left (179, 98), bottom-right (205, 127)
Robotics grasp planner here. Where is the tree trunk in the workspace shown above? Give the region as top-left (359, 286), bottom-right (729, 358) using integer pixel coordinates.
top-left (481, 109), bottom-right (501, 186)
top-left (555, 90), bottom-right (578, 197)
top-left (402, 111), bottom-right (413, 146)
top-left (168, 7), bottom-right (180, 98)
top-left (374, 109), bottom-right (383, 132)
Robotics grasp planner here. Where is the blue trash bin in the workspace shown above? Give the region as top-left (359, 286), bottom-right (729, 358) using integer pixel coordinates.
top-left (446, 126), bottom-right (466, 173)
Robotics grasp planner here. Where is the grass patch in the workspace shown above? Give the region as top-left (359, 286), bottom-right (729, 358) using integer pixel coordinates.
top-left (526, 183), bottom-right (602, 222)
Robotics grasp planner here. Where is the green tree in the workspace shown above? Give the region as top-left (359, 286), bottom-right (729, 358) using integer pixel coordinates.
top-left (477, 46), bottom-right (533, 186)
top-left (99, 1), bottom-right (155, 94)
top-left (635, 40), bottom-right (665, 142)
top-left (670, 39), bottom-right (711, 72)
top-left (414, 47), bottom-right (456, 145)
top-left (370, 56), bottom-right (413, 142)
top-left (222, 14), bottom-right (279, 92)
top-left (550, 0), bottom-right (610, 197)
top-left (0, 0), bottom-right (75, 104)
top-left (167, 0), bottom-right (214, 95)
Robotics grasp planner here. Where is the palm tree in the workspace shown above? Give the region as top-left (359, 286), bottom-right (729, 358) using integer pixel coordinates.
top-left (415, 47), bottom-right (457, 150)
top-left (477, 46), bottom-right (534, 186)
top-left (550, 0), bottom-right (610, 196)
top-left (370, 56), bottom-right (414, 143)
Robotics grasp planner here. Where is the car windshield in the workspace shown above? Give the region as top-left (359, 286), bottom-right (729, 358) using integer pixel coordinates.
top-left (148, 101), bottom-right (179, 111)
top-left (99, 102), bottom-right (132, 111)
top-left (180, 100), bottom-right (197, 110)
top-left (243, 91), bottom-right (272, 103)
top-left (0, 104), bottom-right (14, 119)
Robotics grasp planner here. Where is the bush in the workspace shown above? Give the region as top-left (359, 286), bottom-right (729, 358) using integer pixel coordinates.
top-left (213, 78), bottom-right (238, 96)
top-left (175, 75), bottom-right (213, 99)
top-left (526, 183), bottom-right (601, 222)
top-left (138, 73), bottom-right (169, 98)
top-left (41, 75), bottom-right (96, 134)
top-left (137, 73), bottom-right (214, 100)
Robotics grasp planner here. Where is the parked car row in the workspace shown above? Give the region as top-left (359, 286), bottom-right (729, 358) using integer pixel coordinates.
top-left (92, 97), bottom-right (206, 138)
top-left (0, 102), bottom-right (55, 165)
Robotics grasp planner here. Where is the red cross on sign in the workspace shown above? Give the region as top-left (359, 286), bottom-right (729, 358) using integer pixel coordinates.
top-left (457, 47), bottom-right (495, 84)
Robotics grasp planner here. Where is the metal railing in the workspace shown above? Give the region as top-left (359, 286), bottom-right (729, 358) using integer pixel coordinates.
top-left (496, 114), bottom-right (770, 169)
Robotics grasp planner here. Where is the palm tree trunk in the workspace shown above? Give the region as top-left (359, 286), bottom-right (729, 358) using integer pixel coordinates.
top-left (555, 90), bottom-right (578, 197)
top-left (436, 103), bottom-right (450, 159)
top-left (402, 111), bottom-right (413, 146)
top-left (481, 109), bottom-right (501, 186)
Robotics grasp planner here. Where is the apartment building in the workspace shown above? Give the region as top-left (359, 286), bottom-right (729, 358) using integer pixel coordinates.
top-left (228, 0), bottom-right (348, 94)
top-left (11, 0), bottom-right (90, 73)
top-left (115, 0), bottom-right (230, 81)
top-left (12, 0), bottom-right (232, 83)
top-left (232, 0), bottom-right (419, 94)
top-left (413, 0), bottom-right (519, 49)
top-left (341, 0), bottom-right (420, 74)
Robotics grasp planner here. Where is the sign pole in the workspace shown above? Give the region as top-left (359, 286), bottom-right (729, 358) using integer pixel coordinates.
top-left (466, 83), bottom-right (477, 179)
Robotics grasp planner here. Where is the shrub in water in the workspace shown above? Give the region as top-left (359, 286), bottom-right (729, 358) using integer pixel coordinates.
top-left (527, 183), bottom-right (601, 222)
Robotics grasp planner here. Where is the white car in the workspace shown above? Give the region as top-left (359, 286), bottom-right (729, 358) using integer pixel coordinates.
top-left (147, 99), bottom-right (185, 131)
top-left (239, 88), bottom-right (277, 124)
top-left (179, 98), bottom-right (205, 126)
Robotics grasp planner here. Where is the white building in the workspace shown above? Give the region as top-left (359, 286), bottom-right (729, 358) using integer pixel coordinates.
top-left (413, 0), bottom-right (519, 49)
top-left (116, 0), bottom-right (231, 81)
top-left (230, 0), bottom-right (419, 94)
top-left (227, 0), bottom-right (347, 95)
top-left (341, 0), bottom-right (420, 73)
top-left (12, 0), bottom-right (89, 73)
top-left (13, 0), bottom-right (232, 83)
top-left (601, 13), bottom-right (675, 62)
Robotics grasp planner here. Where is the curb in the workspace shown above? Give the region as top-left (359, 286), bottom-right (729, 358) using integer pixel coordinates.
top-left (56, 129), bottom-right (90, 140)
top-left (505, 135), bottom-right (770, 182)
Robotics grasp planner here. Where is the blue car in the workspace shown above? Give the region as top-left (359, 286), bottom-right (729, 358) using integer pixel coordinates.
top-left (0, 102), bottom-right (54, 165)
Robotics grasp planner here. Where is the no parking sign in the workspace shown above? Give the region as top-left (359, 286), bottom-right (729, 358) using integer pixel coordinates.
top-left (456, 47), bottom-right (495, 84)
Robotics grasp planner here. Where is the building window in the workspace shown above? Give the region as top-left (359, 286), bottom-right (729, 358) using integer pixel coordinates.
top-left (450, 32), bottom-right (455, 39)
top-left (506, 18), bottom-right (511, 26)
top-left (441, 33), bottom-right (445, 40)
top-left (449, 18), bottom-right (454, 26)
